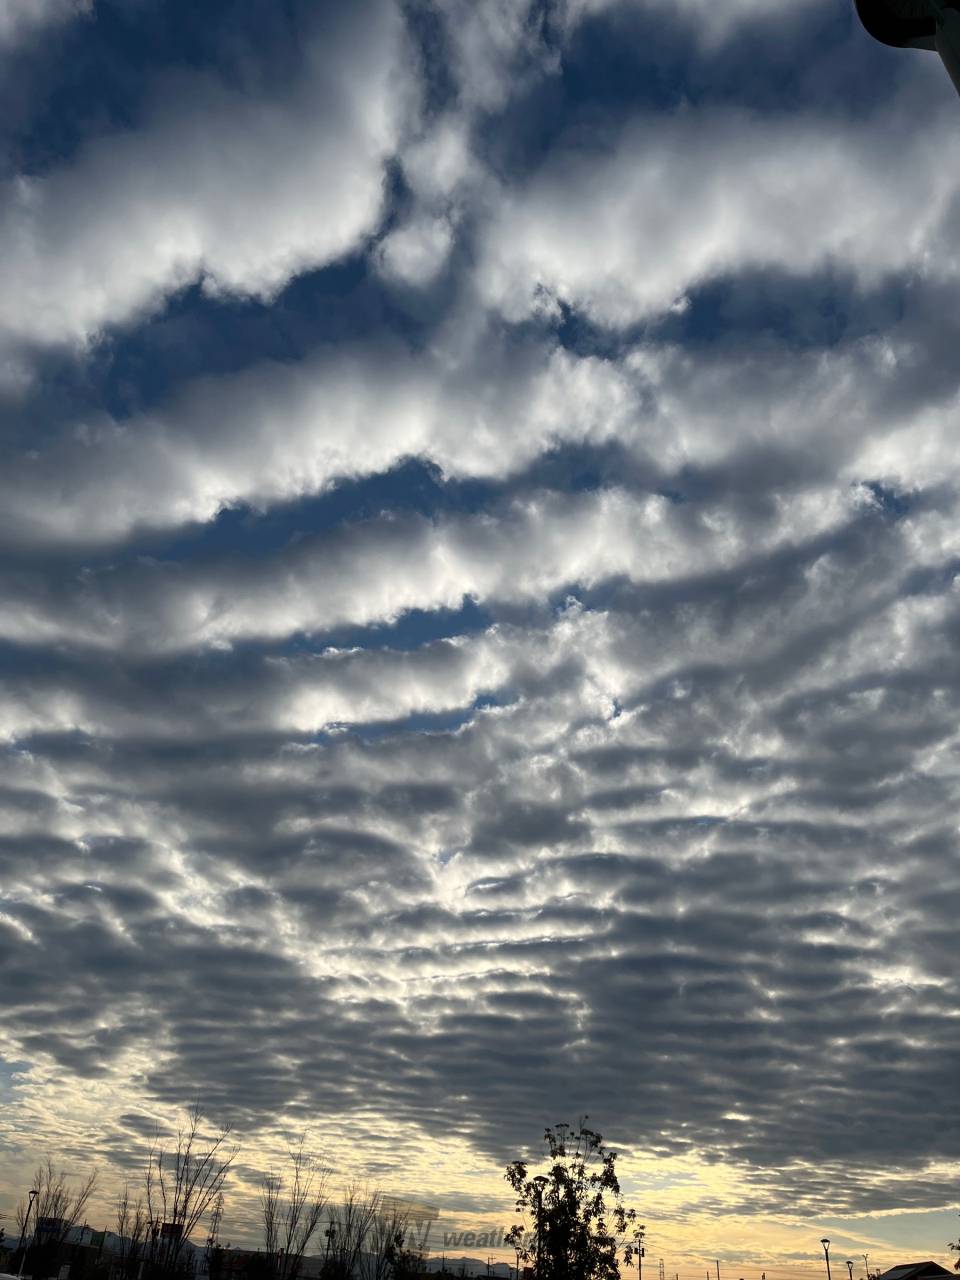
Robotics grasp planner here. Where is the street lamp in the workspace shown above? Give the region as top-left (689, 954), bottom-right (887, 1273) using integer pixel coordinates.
top-left (854, 0), bottom-right (960, 98)
top-left (17, 1189), bottom-right (39, 1280)
top-left (847, 1262), bottom-right (855, 1280)
top-left (821, 1238), bottom-right (833, 1280)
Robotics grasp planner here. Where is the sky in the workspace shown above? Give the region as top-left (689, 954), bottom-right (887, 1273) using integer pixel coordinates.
top-left (0, 0), bottom-right (959, 1273)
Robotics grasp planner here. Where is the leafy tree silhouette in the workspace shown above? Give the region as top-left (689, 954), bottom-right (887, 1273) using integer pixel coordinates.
top-left (505, 1119), bottom-right (643, 1280)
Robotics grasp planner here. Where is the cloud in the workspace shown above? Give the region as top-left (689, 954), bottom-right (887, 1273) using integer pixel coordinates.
top-left (4, 300), bottom-right (958, 551)
top-left (0, 477), bottom-right (877, 653)
top-left (564, 0), bottom-right (830, 47)
top-left (476, 101), bottom-right (960, 328)
top-left (0, 0), bottom-right (91, 49)
top-left (377, 214), bottom-right (455, 285)
top-left (0, 334), bottom-right (640, 544)
top-left (0, 0), bottom-right (412, 352)
top-left (2, 0), bottom-right (960, 1253)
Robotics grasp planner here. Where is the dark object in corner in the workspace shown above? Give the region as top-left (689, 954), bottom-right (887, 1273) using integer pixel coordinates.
top-left (854, 0), bottom-right (960, 95)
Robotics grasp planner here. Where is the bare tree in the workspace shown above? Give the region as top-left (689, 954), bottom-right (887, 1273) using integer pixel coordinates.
top-left (14, 1160), bottom-right (97, 1280)
top-left (116, 1184), bottom-right (149, 1280)
top-left (145, 1105), bottom-right (238, 1274)
top-left (15, 1159), bottom-right (98, 1247)
top-left (365, 1199), bottom-right (412, 1280)
top-left (262, 1176), bottom-right (281, 1260)
top-left (322, 1185), bottom-right (380, 1280)
top-left (207, 1192), bottom-right (224, 1251)
top-left (260, 1139), bottom-right (329, 1280)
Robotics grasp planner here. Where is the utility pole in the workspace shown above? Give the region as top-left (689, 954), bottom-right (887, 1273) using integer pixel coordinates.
top-left (716, 1260), bottom-right (721, 1280)
top-left (660, 1258), bottom-right (665, 1280)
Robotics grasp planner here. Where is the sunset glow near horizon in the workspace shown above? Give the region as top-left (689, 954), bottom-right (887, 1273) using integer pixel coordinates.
top-left (0, 0), bottom-right (959, 1274)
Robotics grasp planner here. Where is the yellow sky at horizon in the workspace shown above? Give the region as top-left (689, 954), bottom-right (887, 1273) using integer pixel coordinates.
top-left (2, 1067), bottom-right (956, 1280)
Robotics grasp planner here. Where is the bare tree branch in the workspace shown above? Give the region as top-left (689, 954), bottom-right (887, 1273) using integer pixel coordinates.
top-left (144, 1105), bottom-right (238, 1274)
top-left (261, 1138), bottom-right (329, 1280)
top-left (366, 1199), bottom-right (412, 1280)
top-left (18, 1160), bottom-right (98, 1248)
top-left (323, 1185), bottom-right (380, 1280)
top-left (115, 1185), bottom-right (148, 1280)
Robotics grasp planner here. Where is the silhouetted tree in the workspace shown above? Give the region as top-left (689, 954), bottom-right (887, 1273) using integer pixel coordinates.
top-left (504, 1119), bottom-right (643, 1280)
top-left (16, 1159), bottom-right (98, 1279)
top-left (145, 1105), bottom-right (238, 1275)
top-left (320, 1185), bottom-right (380, 1280)
top-left (260, 1138), bottom-right (329, 1280)
top-left (116, 1184), bottom-right (150, 1280)
top-left (366, 1198), bottom-right (414, 1280)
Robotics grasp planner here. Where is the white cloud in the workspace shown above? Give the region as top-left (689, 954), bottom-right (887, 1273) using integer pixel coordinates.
top-left (477, 103), bottom-right (960, 326)
top-left (377, 213), bottom-right (455, 285)
top-left (0, 482), bottom-right (868, 654)
top-left (401, 117), bottom-right (475, 205)
top-left (0, 336), bottom-right (640, 544)
top-left (434, 0), bottom-right (561, 111)
top-left (0, 0), bottom-right (413, 351)
top-left (3, 304), bottom-right (956, 553)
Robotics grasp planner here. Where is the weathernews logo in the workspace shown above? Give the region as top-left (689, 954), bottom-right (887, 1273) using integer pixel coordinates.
top-left (380, 1200), bottom-right (533, 1256)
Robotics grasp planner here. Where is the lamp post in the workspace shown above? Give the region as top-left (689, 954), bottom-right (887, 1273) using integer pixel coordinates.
top-left (17, 1189), bottom-right (39, 1280)
top-left (863, 1256), bottom-right (870, 1279)
top-left (854, 0), bottom-right (960, 98)
top-left (847, 1263), bottom-right (854, 1280)
top-left (821, 1238), bottom-right (833, 1280)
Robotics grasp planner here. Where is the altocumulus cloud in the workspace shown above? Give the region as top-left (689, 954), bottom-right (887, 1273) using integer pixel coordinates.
top-left (1, 0), bottom-right (959, 1246)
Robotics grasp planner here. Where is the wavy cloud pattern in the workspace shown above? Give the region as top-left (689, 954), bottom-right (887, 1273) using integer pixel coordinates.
top-left (1, 0), bottom-right (958, 1261)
